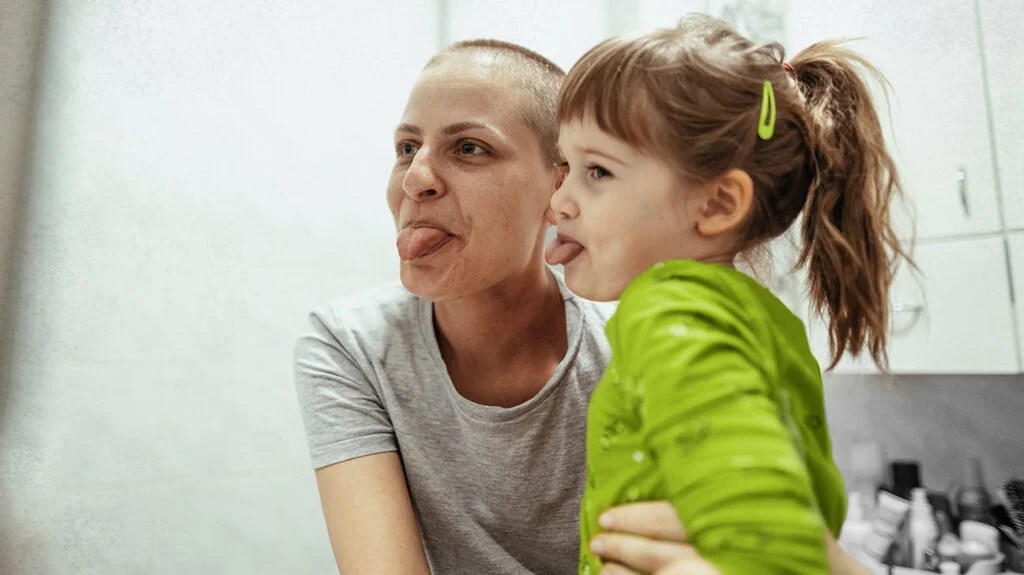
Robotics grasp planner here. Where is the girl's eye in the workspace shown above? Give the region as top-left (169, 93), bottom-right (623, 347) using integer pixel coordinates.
top-left (587, 164), bottom-right (612, 180)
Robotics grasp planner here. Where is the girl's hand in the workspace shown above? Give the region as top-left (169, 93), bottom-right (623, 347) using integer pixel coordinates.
top-left (592, 501), bottom-right (872, 575)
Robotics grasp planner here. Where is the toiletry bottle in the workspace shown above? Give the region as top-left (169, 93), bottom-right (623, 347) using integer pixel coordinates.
top-left (839, 491), bottom-right (873, 555)
top-left (929, 491), bottom-right (955, 529)
top-left (864, 491), bottom-right (912, 563)
top-left (937, 531), bottom-right (962, 563)
top-left (849, 440), bottom-right (885, 514)
top-left (936, 511), bottom-right (962, 564)
top-left (957, 539), bottom-right (997, 572)
top-left (909, 488), bottom-right (939, 569)
top-left (955, 457), bottom-right (994, 525)
top-left (888, 460), bottom-right (922, 566)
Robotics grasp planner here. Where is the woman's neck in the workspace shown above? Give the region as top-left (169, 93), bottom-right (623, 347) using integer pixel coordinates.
top-left (432, 264), bottom-right (567, 369)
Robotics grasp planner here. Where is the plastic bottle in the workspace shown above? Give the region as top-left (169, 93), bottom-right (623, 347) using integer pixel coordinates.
top-left (909, 488), bottom-right (939, 569)
top-left (955, 457), bottom-right (994, 525)
top-left (839, 491), bottom-right (873, 555)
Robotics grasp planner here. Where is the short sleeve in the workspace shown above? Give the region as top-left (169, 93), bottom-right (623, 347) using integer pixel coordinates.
top-left (293, 307), bottom-right (397, 469)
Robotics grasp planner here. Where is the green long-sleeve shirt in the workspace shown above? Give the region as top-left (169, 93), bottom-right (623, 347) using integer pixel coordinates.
top-left (579, 259), bottom-right (846, 575)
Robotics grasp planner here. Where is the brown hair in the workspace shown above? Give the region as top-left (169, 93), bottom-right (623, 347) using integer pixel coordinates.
top-left (428, 39), bottom-right (566, 165)
top-left (557, 14), bottom-right (911, 370)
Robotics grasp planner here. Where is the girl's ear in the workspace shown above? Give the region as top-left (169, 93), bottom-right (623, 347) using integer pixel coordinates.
top-left (696, 168), bottom-right (754, 237)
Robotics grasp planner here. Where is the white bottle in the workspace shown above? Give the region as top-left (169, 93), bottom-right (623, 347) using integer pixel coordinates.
top-left (839, 491), bottom-right (873, 555)
top-left (939, 560), bottom-right (961, 575)
top-left (936, 531), bottom-right (961, 562)
top-left (909, 488), bottom-right (939, 569)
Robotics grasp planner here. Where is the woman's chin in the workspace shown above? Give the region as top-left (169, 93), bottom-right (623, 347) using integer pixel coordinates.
top-left (399, 265), bottom-right (450, 301)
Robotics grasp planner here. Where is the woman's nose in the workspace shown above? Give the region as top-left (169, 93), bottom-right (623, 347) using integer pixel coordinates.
top-left (402, 151), bottom-right (446, 202)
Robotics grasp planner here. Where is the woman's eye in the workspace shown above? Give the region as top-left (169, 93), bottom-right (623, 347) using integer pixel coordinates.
top-left (456, 141), bottom-right (486, 156)
top-left (396, 142), bottom-right (419, 157)
top-left (587, 164), bottom-right (611, 180)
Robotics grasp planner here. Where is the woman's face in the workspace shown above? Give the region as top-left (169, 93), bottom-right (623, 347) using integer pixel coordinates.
top-left (387, 54), bottom-right (556, 302)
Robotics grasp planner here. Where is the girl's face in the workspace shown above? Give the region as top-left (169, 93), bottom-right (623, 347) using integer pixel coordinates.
top-left (548, 119), bottom-right (709, 301)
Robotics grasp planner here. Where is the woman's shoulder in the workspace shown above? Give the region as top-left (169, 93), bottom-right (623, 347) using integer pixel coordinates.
top-left (307, 281), bottom-right (424, 341)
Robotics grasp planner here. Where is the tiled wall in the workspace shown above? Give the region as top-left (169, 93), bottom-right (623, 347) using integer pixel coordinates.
top-left (824, 374), bottom-right (1024, 499)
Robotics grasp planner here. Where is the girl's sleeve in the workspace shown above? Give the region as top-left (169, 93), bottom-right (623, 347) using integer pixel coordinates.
top-left (616, 274), bottom-right (829, 575)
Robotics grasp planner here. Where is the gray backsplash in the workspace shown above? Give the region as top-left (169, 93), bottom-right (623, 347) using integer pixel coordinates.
top-left (824, 374), bottom-right (1024, 499)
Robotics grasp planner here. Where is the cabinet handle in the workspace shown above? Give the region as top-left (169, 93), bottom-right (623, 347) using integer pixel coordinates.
top-left (957, 167), bottom-right (970, 217)
top-left (891, 302), bottom-right (924, 313)
top-left (890, 301), bottom-right (924, 335)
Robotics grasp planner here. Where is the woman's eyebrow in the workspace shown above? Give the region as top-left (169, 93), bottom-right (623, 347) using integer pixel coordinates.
top-left (444, 121), bottom-right (509, 147)
top-left (395, 123), bottom-right (421, 137)
top-left (395, 121), bottom-right (508, 145)
top-left (442, 121), bottom-right (492, 136)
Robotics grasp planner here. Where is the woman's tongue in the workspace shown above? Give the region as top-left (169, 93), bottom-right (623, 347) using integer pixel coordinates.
top-left (397, 227), bottom-right (450, 261)
top-left (545, 235), bottom-right (584, 265)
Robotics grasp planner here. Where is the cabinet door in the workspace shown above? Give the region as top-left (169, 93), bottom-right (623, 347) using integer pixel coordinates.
top-left (786, 0), bottom-right (1000, 240)
top-left (806, 236), bottom-right (1018, 374)
top-left (978, 0), bottom-right (1024, 230)
top-left (1006, 234), bottom-right (1024, 364)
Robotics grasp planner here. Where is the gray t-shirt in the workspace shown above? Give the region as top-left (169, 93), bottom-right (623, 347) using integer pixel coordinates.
top-left (294, 272), bottom-right (614, 574)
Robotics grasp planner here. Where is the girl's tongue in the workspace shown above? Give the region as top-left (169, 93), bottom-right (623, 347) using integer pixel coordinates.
top-left (545, 235), bottom-right (584, 265)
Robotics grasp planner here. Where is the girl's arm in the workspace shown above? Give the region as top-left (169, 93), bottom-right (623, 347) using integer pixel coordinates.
top-left (614, 277), bottom-right (830, 574)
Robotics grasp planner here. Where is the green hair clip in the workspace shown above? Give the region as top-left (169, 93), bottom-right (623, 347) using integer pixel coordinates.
top-left (758, 80), bottom-right (776, 140)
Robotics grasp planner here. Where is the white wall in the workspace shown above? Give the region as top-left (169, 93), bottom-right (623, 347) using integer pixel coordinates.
top-left (0, 0), bottom-right (45, 349)
top-left (1, 2), bottom-right (434, 573)
top-left (444, 0), bottom-right (611, 72)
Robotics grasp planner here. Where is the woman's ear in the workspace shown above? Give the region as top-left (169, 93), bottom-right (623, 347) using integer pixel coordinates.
top-left (695, 169), bottom-right (754, 237)
top-left (545, 164), bottom-right (567, 225)
top-left (553, 162), bottom-right (567, 191)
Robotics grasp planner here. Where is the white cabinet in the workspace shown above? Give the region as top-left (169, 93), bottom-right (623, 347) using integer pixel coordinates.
top-left (978, 0), bottom-right (1024, 230)
top-left (623, 0), bottom-right (1004, 241)
top-left (786, 0), bottom-right (1001, 240)
top-left (779, 0), bottom-right (1021, 374)
top-left (1006, 234), bottom-right (1024, 364)
top-left (807, 237), bottom-right (1018, 374)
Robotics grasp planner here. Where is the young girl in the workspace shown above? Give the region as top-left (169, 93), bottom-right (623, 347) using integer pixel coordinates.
top-left (546, 14), bottom-right (909, 575)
